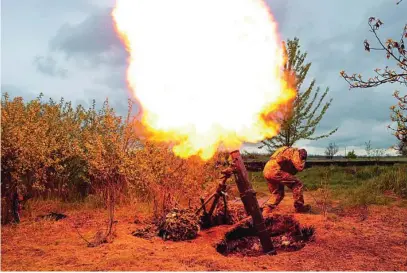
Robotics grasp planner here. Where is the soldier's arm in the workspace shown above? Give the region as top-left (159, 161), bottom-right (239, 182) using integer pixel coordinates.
top-left (292, 150), bottom-right (306, 171)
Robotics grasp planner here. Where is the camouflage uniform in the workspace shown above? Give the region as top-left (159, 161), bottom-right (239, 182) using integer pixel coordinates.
top-left (263, 146), bottom-right (307, 212)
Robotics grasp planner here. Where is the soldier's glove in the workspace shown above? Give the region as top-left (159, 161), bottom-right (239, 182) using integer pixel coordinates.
top-left (221, 166), bottom-right (235, 176)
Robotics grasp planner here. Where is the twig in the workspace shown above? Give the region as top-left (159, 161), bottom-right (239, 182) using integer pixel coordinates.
top-left (73, 223), bottom-right (92, 246)
top-left (260, 196), bottom-right (272, 208)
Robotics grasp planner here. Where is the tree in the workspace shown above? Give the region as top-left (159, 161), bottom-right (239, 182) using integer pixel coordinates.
top-left (1, 93), bottom-right (88, 222)
top-left (340, 1), bottom-right (406, 148)
top-left (365, 140), bottom-right (373, 157)
top-left (364, 140), bottom-right (386, 161)
top-left (260, 37), bottom-right (338, 152)
top-left (81, 98), bottom-right (138, 245)
top-left (396, 140), bottom-right (407, 156)
top-left (371, 148), bottom-right (385, 162)
top-left (346, 150), bottom-right (357, 159)
top-left (325, 142), bottom-right (339, 159)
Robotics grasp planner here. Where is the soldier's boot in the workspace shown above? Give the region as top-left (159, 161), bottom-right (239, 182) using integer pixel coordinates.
top-left (295, 204), bottom-right (311, 213)
top-left (292, 181), bottom-right (310, 213)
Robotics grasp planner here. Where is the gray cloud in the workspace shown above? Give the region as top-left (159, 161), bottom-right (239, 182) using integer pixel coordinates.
top-left (277, 1), bottom-right (406, 150)
top-left (265, 0), bottom-right (289, 28)
top-left (1, 83), bottom-right (134, 119)
top-left (308, 9), bottom-right (405, 80)
top-left (33, 55), bottom-right (68, 78)
top-left (93, 66), bottom-right (128, 90)
top-left (82, 87), bottom-right (133, 116)
top-left (1, 84), bottom-right (38, 101)
top-left (49, 7), bottom-right (127, 69)
top-left (27, 0), bottom-right (97, 15)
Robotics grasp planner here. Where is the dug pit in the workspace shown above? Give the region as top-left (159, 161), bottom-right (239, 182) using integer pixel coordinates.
top-left (216, 214), bottom-right (315, 256)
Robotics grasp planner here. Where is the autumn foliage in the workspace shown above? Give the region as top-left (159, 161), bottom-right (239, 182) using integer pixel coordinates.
top-left (1, 93), bottom-right (220, 224)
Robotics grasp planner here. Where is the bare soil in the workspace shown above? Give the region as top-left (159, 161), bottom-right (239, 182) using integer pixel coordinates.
top-left (2, 193), bottom-right (407, 271)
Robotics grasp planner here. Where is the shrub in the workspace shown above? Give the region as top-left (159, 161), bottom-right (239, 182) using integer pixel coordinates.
top-left (367, 165), bottom-right (407, 198)
top-left (1, 93), bottom-right (221, 225)
top-left (345, 184), bottom-right (390, 207)
top-left (340, 165), bottom-right (406, 206)
top-left (346, 150), bottom-right (357, 159)
top-left (128, 140), bottom-right (220, 220)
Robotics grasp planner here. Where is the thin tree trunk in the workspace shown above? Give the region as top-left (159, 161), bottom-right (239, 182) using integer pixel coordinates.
top-left (106, 183), bottom-right (115, 238)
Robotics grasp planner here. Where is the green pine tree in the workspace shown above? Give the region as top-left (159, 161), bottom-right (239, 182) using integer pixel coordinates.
top-left (260, 37), bottom-right (338, 152)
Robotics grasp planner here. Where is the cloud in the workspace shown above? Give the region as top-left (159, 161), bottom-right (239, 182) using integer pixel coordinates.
top-left (33, 55), bottom-right (68, 78)
top-left (265, 0), bottom-right (289, 29)
top-left (319, 119), bottom-right (395, 147)
top-left (26, 0), bottom-right (98, 15)
top-left (81, 86), bottom-right (136, 117)
top-left (274, 1), bottom-right (406, 150)
top-left (93, 66), bottom-right (128, 90)
top-left (1, 84), bottom-right (38, 101)
top-left (48, 7), bottom-right (127, 68)
top-left (1, 83), bottom-right (136, 119)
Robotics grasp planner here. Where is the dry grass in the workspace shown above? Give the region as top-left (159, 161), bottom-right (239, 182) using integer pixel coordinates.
top-left (2, 194), bottom-right (407, 271)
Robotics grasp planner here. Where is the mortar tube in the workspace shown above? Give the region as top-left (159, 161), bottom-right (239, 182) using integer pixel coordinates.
top-left (230, 150), bottom-right (276, 255)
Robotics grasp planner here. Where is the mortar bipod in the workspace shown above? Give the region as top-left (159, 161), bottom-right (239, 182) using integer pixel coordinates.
top-left (195, 167), bottom-right (235, 225)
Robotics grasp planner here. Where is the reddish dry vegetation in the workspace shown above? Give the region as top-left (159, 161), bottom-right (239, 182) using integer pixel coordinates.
top-left (2, 193), bottom-right (407, 271)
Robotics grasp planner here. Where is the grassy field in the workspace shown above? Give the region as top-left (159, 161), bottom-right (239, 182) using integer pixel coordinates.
top-left (243, 153), bottom-right (407, 162)
top-left (249, 164), bottom-right (407, 207)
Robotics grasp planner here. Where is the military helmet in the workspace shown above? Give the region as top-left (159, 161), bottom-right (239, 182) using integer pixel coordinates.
top-left (299, 148), bottom-right (308, 160)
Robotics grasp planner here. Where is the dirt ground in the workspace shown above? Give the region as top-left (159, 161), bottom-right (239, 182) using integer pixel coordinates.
top-left (2, 193), bottom-right (407, 271)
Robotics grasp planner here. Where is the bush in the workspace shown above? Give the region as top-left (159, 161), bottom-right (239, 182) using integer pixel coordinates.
top-left (1, 93), bottom-right (222, 225)
top-left (345, 184), bottom-right (390, 207)
top-left (334, 165), bottom-right (406, 206)
top-left (367, 165), bottom-right (407, 198)
top-left (346, 150), bottom-right (357, 159)
top-left (128, 141), bottom-right (221, 220)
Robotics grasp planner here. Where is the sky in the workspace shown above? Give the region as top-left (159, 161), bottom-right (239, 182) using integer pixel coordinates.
top-left (1, 0), bottom-right (405, 156)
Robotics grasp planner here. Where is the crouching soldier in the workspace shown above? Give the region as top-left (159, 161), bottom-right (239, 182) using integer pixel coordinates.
top-left (263, 146), bottom-right (311, 214)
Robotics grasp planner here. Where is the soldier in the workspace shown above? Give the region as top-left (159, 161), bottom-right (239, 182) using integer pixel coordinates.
top-left (262, 146), bottom-right (311, 214)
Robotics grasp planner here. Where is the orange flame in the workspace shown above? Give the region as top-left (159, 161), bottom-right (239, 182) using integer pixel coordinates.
top-left (112, 0), bottom-right (295, 160)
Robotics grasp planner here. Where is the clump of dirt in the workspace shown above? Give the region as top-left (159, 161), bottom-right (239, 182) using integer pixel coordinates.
top-left (200, 203), bottom-right (248, 229)
top-left (133, 208), bottom-right (200, 241)
top-left (216, 214), bottom-right (315, 256)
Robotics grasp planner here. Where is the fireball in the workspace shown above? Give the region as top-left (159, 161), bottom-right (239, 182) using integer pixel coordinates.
top-left (112, 0), bottom-right (295, 160)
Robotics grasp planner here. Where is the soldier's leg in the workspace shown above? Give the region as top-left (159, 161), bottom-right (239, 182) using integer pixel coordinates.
top-left (263, 179), bottom-right (284, 214)
top-left (279, 172), bottom-right (308, 211)
top-left (291, 182), bottom-right (305, 211)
